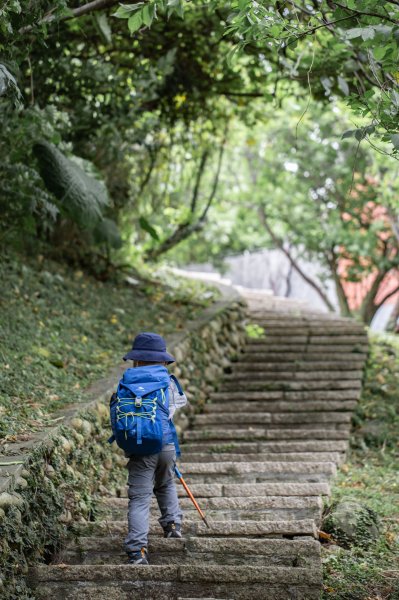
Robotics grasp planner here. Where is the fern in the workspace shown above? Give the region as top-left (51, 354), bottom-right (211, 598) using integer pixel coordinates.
top-left (93, 218), bottom-right (123, 249)
top-left (34, 141), bottom-right (110, 230)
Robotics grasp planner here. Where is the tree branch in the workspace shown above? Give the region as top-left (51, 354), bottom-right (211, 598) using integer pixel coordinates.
top-left (285, 13), bottom-right (361, 46)
top-left (376, 282), bottom-right (399, 309)
top-left (258, 207), bottom-right (335, 312)
top-left (19, 0), bottom-right (120, 34)
top-left (146, 125), bottom-right (228, 261)
top-left (197, 121), bottom-right (228, 223)
top-left (138, 147), bottom-right (158, 197)
top-left (333, 1), bottom-right (399, 25)
top-left (190, 151), bottom-right (209, 214)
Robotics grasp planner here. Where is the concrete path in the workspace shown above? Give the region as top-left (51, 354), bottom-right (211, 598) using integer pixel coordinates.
top-left (31, 295), bottom-right (368, 599)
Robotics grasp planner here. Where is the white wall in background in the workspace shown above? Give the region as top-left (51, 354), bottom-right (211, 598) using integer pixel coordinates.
top-left (185, 249), bottom-right (339, 313)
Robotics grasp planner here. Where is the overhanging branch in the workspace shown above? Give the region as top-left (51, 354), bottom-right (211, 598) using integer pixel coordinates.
top-left (19, 0), bottom-right (120, 34)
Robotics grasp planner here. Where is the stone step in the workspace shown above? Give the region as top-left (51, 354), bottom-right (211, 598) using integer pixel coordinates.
top-left (251, 314), bottom-right (361, 324)
top-left (31, 563), bottom-right (322, 600)
top-left (102, 506), bottom-right (323, 525)
top-left (180, 451), bottom-right (344, 464)
top-left (111, 492), bottom-right (322, 510)
top-left (219, 380), bottom-right (361, 391)
top-left (244, 344), bottom-right (367, 354)
top-left (246, 335), bottom-right (367, 345)
top-left (210, 390), bottom-right (360, 401)
top-left (181, 440), bottom-right (348, 454)
top-left (246, 327), bottom-right (366, 335)
top-left (239, 352), bottom-right (367, 362)
top-left (222, 370), bottom-right (363, 381)
top-left (73, 518), bottom-right (319, 538)
top-left (60, 536), bottom-right (320, 567)
top-left (116, 481), bottom-right (330, 500)
top-left (192, 424), bottom-right (350, 435)
top-left (183, 428), bottom-right (350, 442)
top-left (204, 400), bottom-right (357, 413)
top-left (176, 473), bottom-right (331, 484)
top-left (178, 461), bottom-right (336, 476)
top-left (101, 494), bottom-right (322, 510)
top-left (102, 497), bottom-right (322, 528)
top-left (194, 412), bottom-right (352, 426)
top-left (176, 482), bottom-right (330, 499)
top-left (230, 360), bottom-right (365, 372)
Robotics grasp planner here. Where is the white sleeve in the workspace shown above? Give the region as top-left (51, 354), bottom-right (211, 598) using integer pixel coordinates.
top-left (168, 379), bottom-right (188, 420)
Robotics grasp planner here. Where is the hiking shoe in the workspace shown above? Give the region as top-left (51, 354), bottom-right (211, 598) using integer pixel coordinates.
top-left (127, 547), bottom-right (149, 565)
top-left (163, 522), bottom-right (182, 538)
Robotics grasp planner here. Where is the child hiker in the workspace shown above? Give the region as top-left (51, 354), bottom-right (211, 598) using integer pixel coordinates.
top-left (108, 332), bottom-right (187, 565)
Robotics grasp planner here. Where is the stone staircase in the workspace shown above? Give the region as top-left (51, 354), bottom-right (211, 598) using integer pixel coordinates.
top-left (31, 300), bottom-right (368, 600)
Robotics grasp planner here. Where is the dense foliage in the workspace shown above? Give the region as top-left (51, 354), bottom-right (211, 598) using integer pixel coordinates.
top-left (1, 1), bottom-right (399, 321)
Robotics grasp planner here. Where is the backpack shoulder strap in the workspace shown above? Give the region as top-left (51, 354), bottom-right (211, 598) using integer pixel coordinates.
top-left (170, 374), bottom-right (184, 396)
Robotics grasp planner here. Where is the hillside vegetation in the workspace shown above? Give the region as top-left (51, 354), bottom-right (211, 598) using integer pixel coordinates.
top-left (322, 335), bottom-right (399, 599)
top-left (0, 253), bottom-right (215, 440)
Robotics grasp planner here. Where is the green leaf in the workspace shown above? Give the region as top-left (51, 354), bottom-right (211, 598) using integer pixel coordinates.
top-left (167, 0), bottom-right (184, 18)
top-left (344, 28), bottom-right (363, 40)
top-left (113, 3), bottom-right (143, 19)
top-left (226, 44), bottom-right (241, 67)
top-left (33, 141), bottom-right (109, 230)
top-left (373, 46), bottom-right (387, 61)
top-left (139, 216), bottom-right (159, 240)
top-left (361, 27), bottom-right (375, 41)
top-left (128, 11), bottom-right (143, 32)
top-left (338, 76), bottom-right (349, 96)
top-left (142, 4), bottom-right (153, 27)
top-left (342, 129), bottom-right (356, 139)
top-left (391, 134), bottom-right (399, 149)
top-left (96, 13), bottom-right (112, 44)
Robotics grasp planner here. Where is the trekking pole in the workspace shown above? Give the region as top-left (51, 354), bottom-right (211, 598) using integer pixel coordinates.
top-left (174, 466), bottom-right (210, 528)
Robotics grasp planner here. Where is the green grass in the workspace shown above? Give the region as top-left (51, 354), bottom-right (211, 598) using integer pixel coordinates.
top-left (322, 333), bottom-right (399, 600)
top-left (0, 252), bottom-right (215, 440)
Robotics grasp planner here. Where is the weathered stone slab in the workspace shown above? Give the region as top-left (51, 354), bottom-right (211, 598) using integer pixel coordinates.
top-left (210, 390), bottom-right (361, 401)
top-left (180, 451), bottom-right (344, 464)
top-left (244, 344), bottom-right (367, 354)
top-left (181, 440), bottom-right (348, 453)
top-left (220, 380), bottom-right (362, 391)
top-left (194, 412), bottom-right (351, 426)
top-left (184, 428), bottom-right (350, 441)
top-left (232, 360), bottom-right (365, 372)
top-left (204, 401), bottom-right (357, 413)
top-left (221, 482), bottom-right (330, 497)
top-left (239, 352), bottom-right (366, 363)
top-left (33, 581), bottom-right (322, 600)
top-left (179, 564), bottom-right (321, 584)
top-left (247, 335), bottom-right (367, 345)
top-left (186, 519), bottom-right (317, 538)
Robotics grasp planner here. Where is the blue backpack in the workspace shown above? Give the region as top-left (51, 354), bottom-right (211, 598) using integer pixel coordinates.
top-left (108, 365), bottom-right (182, 456)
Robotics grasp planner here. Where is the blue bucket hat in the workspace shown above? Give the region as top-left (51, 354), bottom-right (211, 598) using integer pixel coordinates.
top-left (123, 332), bottom-right (175, 364)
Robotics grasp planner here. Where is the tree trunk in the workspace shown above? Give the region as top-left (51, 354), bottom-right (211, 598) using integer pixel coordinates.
top-left (326, 253), bottom-right (352, 317)
top-left (359, 269), bottom-right (388, 325)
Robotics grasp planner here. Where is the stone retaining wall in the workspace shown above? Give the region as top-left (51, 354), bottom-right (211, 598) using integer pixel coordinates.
top-left (0, 287), bottom-right (247, 600)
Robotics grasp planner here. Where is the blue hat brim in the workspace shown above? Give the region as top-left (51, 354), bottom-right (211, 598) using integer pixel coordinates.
top-left (123, 349), bottom-right (175, 364)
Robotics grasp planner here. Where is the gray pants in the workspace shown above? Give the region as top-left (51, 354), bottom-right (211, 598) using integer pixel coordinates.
top-left (125, 443), bottom-right (182, 553)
